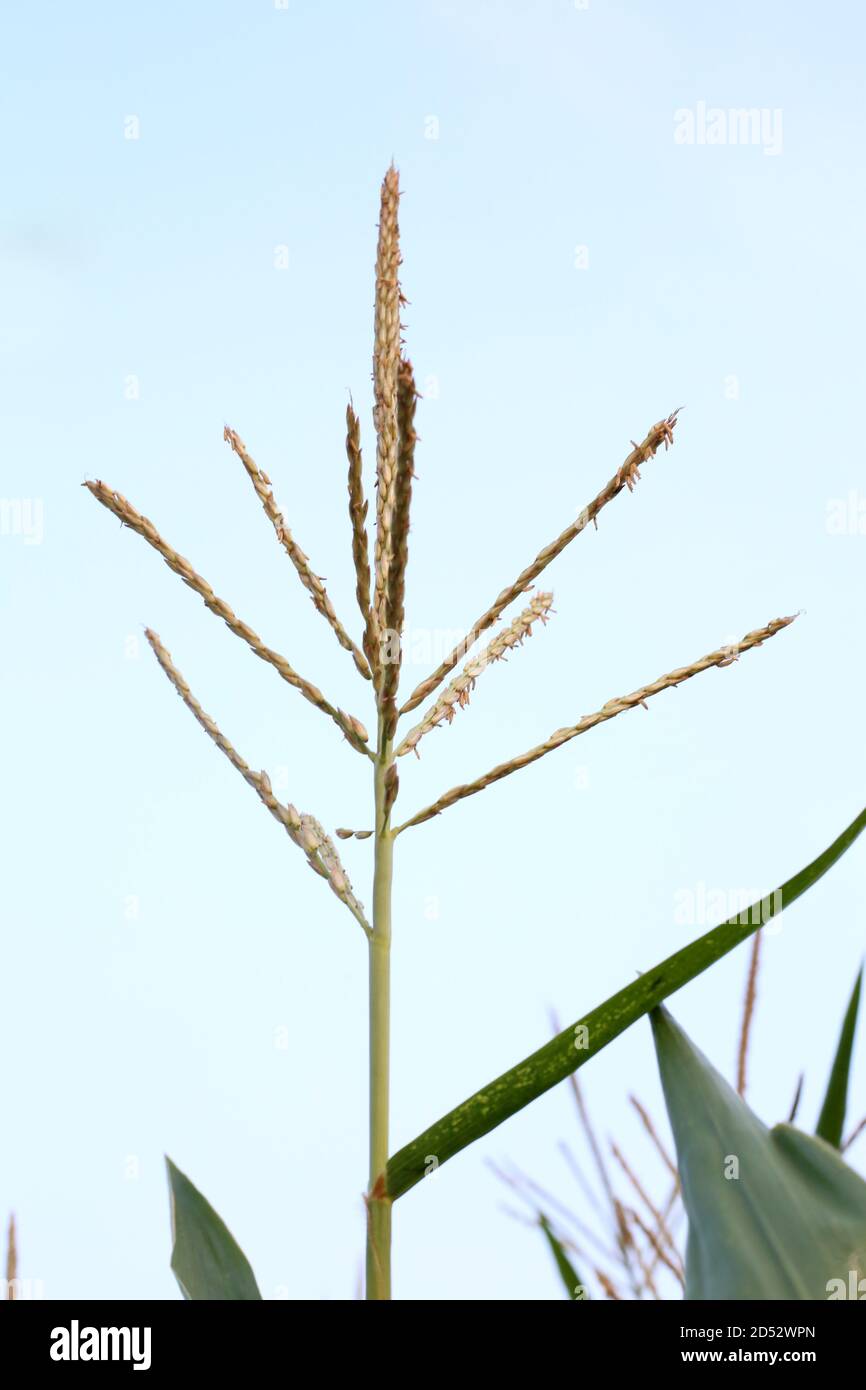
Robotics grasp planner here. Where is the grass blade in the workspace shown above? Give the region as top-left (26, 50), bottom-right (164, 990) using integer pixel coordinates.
top-left (166, 1158), bottom-right (261, 1301)
top-left (651, 1004), bottom-right (866, 1299)
top-left (816, 967), bottom-right (863, 1148)
top-left (539, 1215), bottom-right (586, 1299)
top-left (386, 806), bottom-right (866, 1201)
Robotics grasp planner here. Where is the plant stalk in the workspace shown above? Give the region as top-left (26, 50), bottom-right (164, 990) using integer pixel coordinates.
top-left (366, 714), bottom-right (393, 1298)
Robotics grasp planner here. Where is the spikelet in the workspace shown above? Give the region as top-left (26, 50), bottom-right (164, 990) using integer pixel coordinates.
top-left (629, 1097), bottom-right (679, 1180)
top-left (382, 764), bottom-right (399, 823)
top-left (594, 1269), bottom-right (623, 1301)
top-left (399, 410), bottom-right (681, 717)
top-left (145, 629), bottom-right (370, 935)
top-left (381, 357), bottom-right (418, 738)
top-left (396, 616), bottom-right (796, 832)
top-left (372, 165), bottom-right (403, 672)
top-left (346, 403), bottom-right (378, 678)
top-left (298, 815), bottom-right (358, 902)
top-left (223, 425), bottom-right (371, 680)
top-left (625, 1206), bottom-right (682, 1289)
top-left (84, 479), bottom-right (369, 755)
top-left (843, 1117), bottom-right (866, 1152)
top-left (397, 592), bottom-right (554, 758)
top-left (610, 1142), bottom-right (682, 1278)
top-left (5, 1214), bottom-right (16, 1300)
top-left (736, 932), bottom-right (762, 1096)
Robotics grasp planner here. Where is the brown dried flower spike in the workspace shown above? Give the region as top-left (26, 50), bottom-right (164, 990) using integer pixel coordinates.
top-left (397, 591), bottom-right (554, 758)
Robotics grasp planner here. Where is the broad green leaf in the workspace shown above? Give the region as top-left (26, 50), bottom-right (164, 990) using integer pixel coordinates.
top-left (386, 807), bottom-right (866, 1201)
top-left (650, 1005), bottom-right (866, 1300)
top-left (539, 1214), bottom-right (586, 1300)
top-left (166, 1157), bottom-right (262, 1301)
top-left (816, 968), bottom-right (863, 1148)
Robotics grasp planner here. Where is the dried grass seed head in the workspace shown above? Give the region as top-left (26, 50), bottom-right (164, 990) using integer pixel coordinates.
top-left (346, 403), bottom-right (378, 678)
top-left (399, 409), bottom-right (683, 718)
top-left (84, 479), bottom-right (370, 755)
top-left (396, 615), bottom-right (796, 832)
top-left (144, 629), bottom-right (370, 934)
top-left (372, 164), bottom-right (404, 662)
top-left (223, 424), bottom-right (371, 680)
top-left (397, 590), bottom-right (554, 758)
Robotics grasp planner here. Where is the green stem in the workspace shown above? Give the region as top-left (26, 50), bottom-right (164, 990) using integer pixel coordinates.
top-left (366, 715), bottom-right (393, 1299)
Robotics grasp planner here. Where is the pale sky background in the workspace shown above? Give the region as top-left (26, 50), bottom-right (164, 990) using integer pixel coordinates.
top-left (2, 0), bottom-right (865, 1300)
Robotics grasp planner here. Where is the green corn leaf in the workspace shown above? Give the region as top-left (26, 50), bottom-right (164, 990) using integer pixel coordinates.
top-left (816, 967), bottom-right (863, 1148)
top-left (166, 1157), bottom-right (262, 1301)
top-left (651, 1004), bottom-right (866, 1300)
top-left (539, 1214), bottom-right (587, 1300)
top-left (386, 806), bottom-right (866, 1201)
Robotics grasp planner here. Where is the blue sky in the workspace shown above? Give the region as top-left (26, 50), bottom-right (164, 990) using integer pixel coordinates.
top-left (2, 0), bottom-right (865, 1299)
